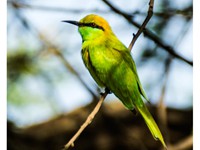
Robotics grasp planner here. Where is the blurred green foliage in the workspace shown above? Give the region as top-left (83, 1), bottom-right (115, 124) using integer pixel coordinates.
top-left (7, 49), bottom-right (38, 82)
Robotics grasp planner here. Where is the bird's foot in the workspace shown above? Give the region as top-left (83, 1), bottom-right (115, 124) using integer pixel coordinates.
top-left (131, 109), bottom-right (138, 115)
top-left (105, 87), bottom-right (112, 94)
top-left (100, 87), bottom-right (112, 95)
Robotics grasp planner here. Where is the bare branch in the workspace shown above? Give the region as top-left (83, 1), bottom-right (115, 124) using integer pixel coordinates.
top-left (63, 91), bottom-right (109, 150)
top-left (102, 0), bottom-right (193, 66)
top-left (128, 0), bottom-right (154, 50)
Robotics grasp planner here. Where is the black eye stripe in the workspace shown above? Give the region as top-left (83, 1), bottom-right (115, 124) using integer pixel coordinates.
top-left (79, 22), bottom-right (104, 31)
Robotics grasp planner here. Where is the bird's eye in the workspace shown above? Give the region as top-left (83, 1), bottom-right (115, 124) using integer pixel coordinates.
top-left (85, 22), bottom-right (104, 31)
top-left (91, 23), bottom-right (96, 27)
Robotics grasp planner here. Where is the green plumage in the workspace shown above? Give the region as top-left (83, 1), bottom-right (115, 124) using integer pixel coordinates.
top-left (63, 14), bottom-right (167, 148)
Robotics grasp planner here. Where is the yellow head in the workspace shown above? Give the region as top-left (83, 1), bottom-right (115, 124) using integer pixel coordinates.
top-left (62, 14), bottom-right (114, 42)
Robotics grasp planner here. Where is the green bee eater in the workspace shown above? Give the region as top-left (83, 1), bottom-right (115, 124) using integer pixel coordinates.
top-left (63, 14), bottom-right (166, 148)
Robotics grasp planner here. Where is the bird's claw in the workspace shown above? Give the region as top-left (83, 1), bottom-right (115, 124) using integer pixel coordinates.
top-left (100, 87), bottom-right (112, 95)
top-left (131, 109), bottom-right (138, 115)
top-left (105, 87), bottom-right (112, 94)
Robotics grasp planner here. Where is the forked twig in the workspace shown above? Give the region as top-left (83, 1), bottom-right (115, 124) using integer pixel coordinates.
top-left (103, 0), bottom-right (193, 66)
top-left (63, 0), bottom-right (154, 149)
top-left (128, 0), bottom-right (154, 51)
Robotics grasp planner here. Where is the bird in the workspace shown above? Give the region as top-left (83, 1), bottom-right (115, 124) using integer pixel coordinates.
top-left (62, 14), bottom-right (166, 148)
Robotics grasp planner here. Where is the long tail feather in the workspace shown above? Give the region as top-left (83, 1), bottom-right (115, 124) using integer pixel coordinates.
top-left (136, 103), bottom-right (167, 149)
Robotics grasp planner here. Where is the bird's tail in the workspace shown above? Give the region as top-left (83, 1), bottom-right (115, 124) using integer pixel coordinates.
top-left (135, 102), bottom-right (167, 149)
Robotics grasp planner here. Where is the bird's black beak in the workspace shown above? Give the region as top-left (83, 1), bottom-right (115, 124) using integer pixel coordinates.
top-left (62, 20), bottom-right (80, 26)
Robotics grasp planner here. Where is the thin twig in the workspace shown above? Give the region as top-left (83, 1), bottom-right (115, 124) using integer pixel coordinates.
top-left (102, 0), bottom-right (193, 66)
top-left (63, 91), bottom-right (109, 150)
top-left (128, 0), bottom-right (154, 51)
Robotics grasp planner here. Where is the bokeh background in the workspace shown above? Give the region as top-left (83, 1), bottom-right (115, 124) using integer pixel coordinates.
top-left (7, 0), bottom-right (193, 150)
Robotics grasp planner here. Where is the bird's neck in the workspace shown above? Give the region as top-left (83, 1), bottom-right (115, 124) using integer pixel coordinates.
top-left (81, 37), bottom-right (103, 51)
top-left (80, 30), bottom-right (121, 51)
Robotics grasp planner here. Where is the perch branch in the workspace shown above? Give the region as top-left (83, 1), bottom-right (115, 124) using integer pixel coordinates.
top-left (63, 91), bottom-right (108, 149)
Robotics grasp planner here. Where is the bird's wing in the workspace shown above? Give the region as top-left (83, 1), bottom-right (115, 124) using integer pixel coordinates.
top-left (113, 47), bottom-right (150, 102)
top-left (81, 48), bottom-right (105, 87)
